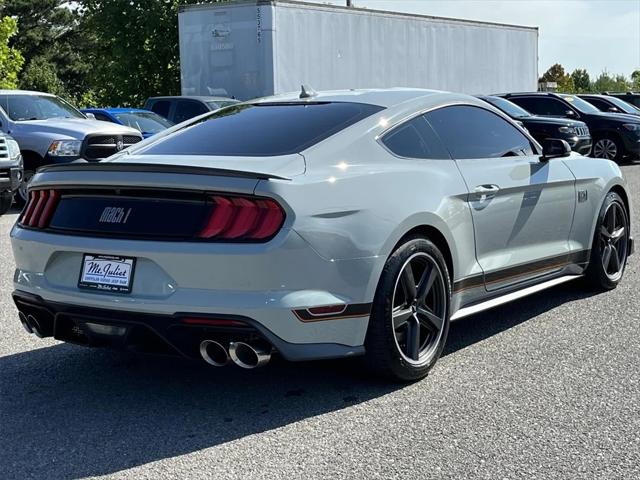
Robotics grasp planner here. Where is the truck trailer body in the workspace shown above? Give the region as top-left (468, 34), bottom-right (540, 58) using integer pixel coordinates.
top-left (179, 0), bottom-right (538, 100)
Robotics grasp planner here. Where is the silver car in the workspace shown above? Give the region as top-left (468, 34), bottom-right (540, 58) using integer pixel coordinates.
top-left (11, 89), bottom-right (634, 381)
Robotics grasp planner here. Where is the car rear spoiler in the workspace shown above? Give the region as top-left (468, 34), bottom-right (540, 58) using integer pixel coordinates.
top-left (36, 162), bottom-right (290, 181)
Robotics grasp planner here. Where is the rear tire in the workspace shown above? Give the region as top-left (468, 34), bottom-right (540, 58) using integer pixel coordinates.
top-left (365, 236), bottom-right (451, 382)
top-left (0, 192), bottom-right (12, 215)
top-left (585, 192), bottom-right (629, 290)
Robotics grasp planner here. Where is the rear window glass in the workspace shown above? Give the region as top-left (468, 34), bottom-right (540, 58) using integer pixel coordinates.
top-left (139, 102), bottom-right (384, 157)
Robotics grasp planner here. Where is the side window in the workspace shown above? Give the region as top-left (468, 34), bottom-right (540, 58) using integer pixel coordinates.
top-left (584, 98), bottom-right (609, 111)
top-left (511, 97), bottom-right (567, 117)
top-left (425, 105), bottom-right (534, 160)
top-left (151, 100), bottom-right (171, 119)
top-left (173, 100), bottom-right (208, 124)
top-left (381, 115), bottom-right (449, 159)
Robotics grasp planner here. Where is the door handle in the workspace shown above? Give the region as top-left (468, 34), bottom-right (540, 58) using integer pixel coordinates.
top-left (474, 184), bottom-right (500, 194)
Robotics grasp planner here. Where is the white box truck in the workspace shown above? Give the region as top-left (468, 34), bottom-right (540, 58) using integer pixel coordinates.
top-left (178, 0), bottom-right (538, 100)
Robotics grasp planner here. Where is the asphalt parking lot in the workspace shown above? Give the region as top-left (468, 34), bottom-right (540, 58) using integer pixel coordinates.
top-left (1, 163), bottom-right (639, 480)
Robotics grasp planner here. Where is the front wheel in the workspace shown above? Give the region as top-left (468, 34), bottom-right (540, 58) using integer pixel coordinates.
top-left (366, 236), bottom-right (451, 381)
top-left (585, 192), bottom-right (629, 290)
top-left (592, 136), bottom-right (623, 162)
top-left (15, 170), bottom-right (34, 207)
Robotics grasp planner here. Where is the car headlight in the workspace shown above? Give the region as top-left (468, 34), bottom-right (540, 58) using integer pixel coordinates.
top-left (622, 123), bottom-right (640, 132)
top-left (48, 140), bottom-right (82, 157)
top-left (558, 126), bottom-right (577, 134)
top-left (6, 139), bottom-right (21, 160)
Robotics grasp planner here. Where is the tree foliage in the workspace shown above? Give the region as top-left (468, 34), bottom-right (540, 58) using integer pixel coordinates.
top-left (0, 1), bottom-right (24, 89)
top-left (540, 63), bottom-right (574, 93)
top-left (571, 68), bottom-right (590, 93)
top-left (2, 0), bottom-right (93, 102)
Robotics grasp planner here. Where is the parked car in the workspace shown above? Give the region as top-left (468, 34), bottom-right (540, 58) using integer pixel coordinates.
top-left (477, 95), bottom-right (592, 155)
top-left (81, 108), bottom-right (174, 139)
top-left (578, 94), bottom-right (640, 116)
top-left (12, 89), bottom-right (633, 381)
top-left (502, 92), bottom-right (640, 162)
top-left (0, 133), bottom-right (23, 215)
top-left (604, 92), bottom-right (640, 109)
top-left (143, 96), bottom-right (239, 124)
top-left (0, 90), bottom-right (143, 204)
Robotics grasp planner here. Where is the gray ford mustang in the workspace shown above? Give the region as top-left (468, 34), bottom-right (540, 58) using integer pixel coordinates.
top-left (11, 89), bottom-right (634, 381)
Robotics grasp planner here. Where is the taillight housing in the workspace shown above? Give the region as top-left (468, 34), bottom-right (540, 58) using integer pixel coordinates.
top-left (198, 194), bottom-right (285, 241)
top-left (19, 189), bottom-right (60, 229)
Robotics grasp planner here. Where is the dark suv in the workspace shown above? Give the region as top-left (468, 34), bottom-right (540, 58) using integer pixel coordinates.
top-left (478, 95), bottom-right (592, 155)
top-left (502, 92), bottom-right (640, 162)
top-left (578, 94), bottom-right (640, 116)
top-left (605, 92), bottom-right (640, 109)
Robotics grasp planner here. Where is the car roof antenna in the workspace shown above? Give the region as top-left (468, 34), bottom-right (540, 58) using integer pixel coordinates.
top-left (300, 84), bottom-right (318, 99)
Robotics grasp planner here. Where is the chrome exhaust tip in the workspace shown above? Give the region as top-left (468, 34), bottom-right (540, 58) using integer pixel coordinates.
top-left (199, 340), bottom-right (230, 367)
top-left (26, 314), bottom-right (45, 338)
top-left (229, 341), bottom-right (271, 369)
top-left (18, 311), bottom-right (32, 334)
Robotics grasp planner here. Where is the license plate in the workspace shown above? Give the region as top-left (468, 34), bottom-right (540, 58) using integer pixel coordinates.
top-left (78, 254), bottom-right (136, 293)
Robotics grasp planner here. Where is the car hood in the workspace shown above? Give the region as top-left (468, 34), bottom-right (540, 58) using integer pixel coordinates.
top-left (104, 153), bottom-right (307, 178)
top-left (523, 116), bottom-right (587, 127)
top-left (14, 118), bottom-right (140, 139)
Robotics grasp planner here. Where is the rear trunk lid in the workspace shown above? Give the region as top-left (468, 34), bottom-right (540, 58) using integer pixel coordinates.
top-left (22, 155), bottom-right (297, 241)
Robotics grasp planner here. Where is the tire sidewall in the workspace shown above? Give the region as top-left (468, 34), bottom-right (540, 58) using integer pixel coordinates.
top-left (588, 192), bottom-right (629, 289)
top-left (367, 236), bottom-right (451, 381)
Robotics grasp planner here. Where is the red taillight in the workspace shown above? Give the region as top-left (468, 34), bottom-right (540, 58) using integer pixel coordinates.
top-left (20, 189), bottom-right (60, 229)
top-left (198, 194), bottom-right (285, 241)
top-left (27, 190), bottom-right (49, 227)
top-left (20, 191), bottom-right (38, 225)
top-left (37, 190), bottom-right (60, 228)
top-left (307, 305), bottom-right (347, 316)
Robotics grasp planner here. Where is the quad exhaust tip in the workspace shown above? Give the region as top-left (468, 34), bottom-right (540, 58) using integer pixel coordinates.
top-left (199, 340), bottom-right (230, 367)
top-left (19, 311), bottom-right (45, 338)
top-left (229, 341), bottom-right (271, 369)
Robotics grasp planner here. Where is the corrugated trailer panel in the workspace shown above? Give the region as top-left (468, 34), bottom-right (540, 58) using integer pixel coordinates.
top-left (179, 1), bottom-right (538, 100)
top-left (179, 3), bottom-right (275, 99)
top-left (273, 2), bottom-right (537, 95)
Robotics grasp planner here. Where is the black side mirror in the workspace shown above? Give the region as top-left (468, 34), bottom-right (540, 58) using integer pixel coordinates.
top-left (607, 107), bottom-right (619, 113)
top-left (541, 138), bottom-right (571, 161)
top-left (565, 110), bottom-right (577, 117)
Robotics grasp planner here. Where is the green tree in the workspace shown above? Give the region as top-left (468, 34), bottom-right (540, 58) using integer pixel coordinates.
top-left (592, 71), bottom-right (630, 93)
top-left (0, 1), bottom-right (24, 88)
top-left (3, 0), bottom-right (93, 102)
top-left (79, 1), bottom-right (228, 106)
top-left (571, 68), bottom-right (591, 93)
top-left (632, 70), bottom-right (640, 90)
top-left (540, 63), bottom-right (574, 93)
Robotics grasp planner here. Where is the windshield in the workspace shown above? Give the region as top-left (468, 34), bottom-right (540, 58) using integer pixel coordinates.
top-left (558, 94), bottom-right (601, 114)
top-left (605, 96), bottom-right (640, 114)
top-left (114, 112), bottom-right (174, 134)
top-left (0, 94), bottom-right (84, 121)
top-left (206, 100), bottom-right (238, 110)
top-left (484, 96), bottom-right (531, 118)
top-left (139, 102), bottom-right (384, 157)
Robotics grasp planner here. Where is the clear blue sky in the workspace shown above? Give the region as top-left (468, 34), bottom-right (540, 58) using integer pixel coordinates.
top-left (312, 0), bottom-right (640, 78)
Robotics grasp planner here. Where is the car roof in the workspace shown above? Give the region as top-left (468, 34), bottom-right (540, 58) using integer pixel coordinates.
top-left (0, 89), bottom-right (55, 96)
top-left (578, 94), bottom-right (612, 99)
top-left (146, 96), bottom-right (238, 102)
top-left (251, 88), bottom-right (446, 108)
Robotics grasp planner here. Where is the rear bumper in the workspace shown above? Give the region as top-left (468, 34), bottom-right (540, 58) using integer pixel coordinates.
top-left (12, 291), bottom-right (365, 361)
top-left (10, 225), bottom-right (377, 354)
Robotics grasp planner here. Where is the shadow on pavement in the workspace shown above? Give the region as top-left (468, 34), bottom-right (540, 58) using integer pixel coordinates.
top-left (0, 280), bottom-right (601, 479)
